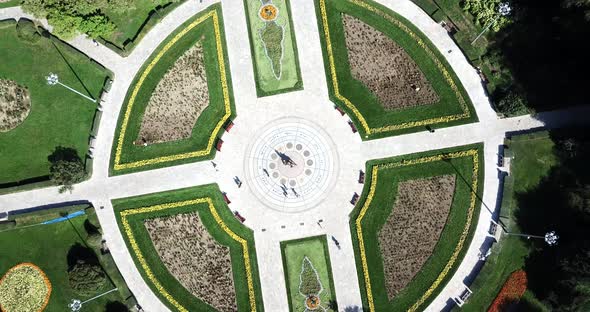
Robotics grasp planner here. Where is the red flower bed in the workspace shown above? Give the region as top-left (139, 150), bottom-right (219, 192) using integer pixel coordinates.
top-left (488, 270), bottom-right (528, 312)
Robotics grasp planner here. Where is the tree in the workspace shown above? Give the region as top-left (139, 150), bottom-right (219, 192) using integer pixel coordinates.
top-left (68, 261), bottom-right (107, 296)
top-left (48, 147), bottom-right (87, 193)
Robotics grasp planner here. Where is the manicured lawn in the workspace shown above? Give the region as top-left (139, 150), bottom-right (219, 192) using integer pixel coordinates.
top-left (112, 184), bottom-right (264, 312)
top-left (0, 206), bottom-right (133, 312)
top-left (0, 21), bottom-right (108, 185)
top-left (102, 1), bottom-right (188, 55)
top-left (350, 144), bottom-right (484, 311)
top-left (461, 132), bottom-right (556, 311)
top-left (281, 236), bottom-right (337, 312)
top-left (314, 0), bottom-right (477, 139)
top-left (242, 0), bottom-right (302, 96)
top-left (110, 4), bottom-right (235, 175)
top-left (0, 0), bottom-right (20, 8)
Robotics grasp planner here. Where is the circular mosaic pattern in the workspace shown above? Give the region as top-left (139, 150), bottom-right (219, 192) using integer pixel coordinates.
top-left (245, 118), bottom-right (338, 213)
top-left (0, 263), bottom-right (52, 312)
top-left (259, 4), bottom-right (279, 22)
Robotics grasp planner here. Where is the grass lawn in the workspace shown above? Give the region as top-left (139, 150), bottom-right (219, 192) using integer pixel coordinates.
top-left (101, 1), bottom-right (186, 55)
top-left (0, 205), bottom-right (133, 312)
top-left (0, 0), bottom-right (20, 8)
top-left (350, 144), bottom-right (484, 311)
top-left (461, 132), bottom-right (556, 311)
top-left (0, 21), bottom-right (108, 185)
top-left (314, 0), bottom-right (477, 139)
top-left (112, 184), bottom-right (264, 312)
top-left (281, 236), bottom-right (337, 312)
top-left (110, 4), bottom-right (235, 175)
top-left (242, 0), bottom-right (303, 96)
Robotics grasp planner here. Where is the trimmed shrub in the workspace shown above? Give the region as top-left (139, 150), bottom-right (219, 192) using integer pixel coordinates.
top-left (68, 261), bottom-right (107, 296)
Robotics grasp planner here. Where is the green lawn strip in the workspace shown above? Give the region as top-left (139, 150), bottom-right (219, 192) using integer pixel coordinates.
top-left (314, 0), bottom-right (477, 139)
top-left (461, 133), bottom-right (556, 311)
top-left (110, 4), bottom-right (235, 175)
top-left (0, 22), bottom-right (109, 185)
top-left (100, 1), bottom-right (187, 56)
top-left (242, 0), bottom-right (303, 96)
top-left (0, 207), bottom-right (131, 312)
top-left (280, 235), bottom-right (337, 311)
top-left (350, 144), bottom-right (484, 311)
top-left (112, 184), bottom-right (264, 311)
top-left (0, 0), bottom-right (20, 8)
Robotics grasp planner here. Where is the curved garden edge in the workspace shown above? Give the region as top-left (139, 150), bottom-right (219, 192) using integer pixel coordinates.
top-left (349, 143), bottom-right (484, 311)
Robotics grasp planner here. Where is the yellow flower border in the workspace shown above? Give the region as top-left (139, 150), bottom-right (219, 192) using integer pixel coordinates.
top-left (356, 149), bottom-right (479, 311)
top-left (318, 0), bottom-right (472, 136)
top-left (120, 198), bottom-right (257, 311)
top-left (114, 9), bottom-right (232, 171)
top-left (0, 262), bottom-right (52, 312)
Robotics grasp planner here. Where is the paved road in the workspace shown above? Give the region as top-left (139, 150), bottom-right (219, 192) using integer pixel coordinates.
top-left (1, 1), bottom-right (589, 311)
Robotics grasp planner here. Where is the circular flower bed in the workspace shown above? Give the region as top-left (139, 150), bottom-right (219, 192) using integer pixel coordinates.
top-left (0, 78), bottom-right (31, 133)
top-left (259, 4), bottom-right (279, 21)
top-left (0, 263), bottom-right (52, 312)
top-left (305, 295), bottom-right (321, 310)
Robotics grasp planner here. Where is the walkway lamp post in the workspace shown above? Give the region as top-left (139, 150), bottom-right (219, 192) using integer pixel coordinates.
top-left (69, 288), bottom-right (119, 311)
top-left (506, 230), bottom-right (559, 246)
top-left (471, 2), bottom-right (512, 45)
top-left (46, 73), bottom-right (96, 103)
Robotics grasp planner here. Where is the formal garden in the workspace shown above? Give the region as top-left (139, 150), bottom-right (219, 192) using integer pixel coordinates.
top-left (113, 184), bottom-right (264, 311)
top-left (280, 236), bottom-right (337, 312)
top-left (0, 19), bottom-right (108, 190)
top-left (0, 205), bottom-right (134, 311)
top-left (314, 0), bottom-right (477, 139)
top-left (351, 144), bottom-right (483, 311)
top-left (243, 0), bottom-right (302, 96)
top-left (111, 4), bottom-right (235, 174)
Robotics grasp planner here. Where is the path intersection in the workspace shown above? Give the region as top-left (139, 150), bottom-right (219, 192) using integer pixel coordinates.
top-left (1, 1), bottom-right (588, 311)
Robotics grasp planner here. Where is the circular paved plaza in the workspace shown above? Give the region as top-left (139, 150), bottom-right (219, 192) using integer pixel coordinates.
top-left (245, 118), bottom-right (338, 213)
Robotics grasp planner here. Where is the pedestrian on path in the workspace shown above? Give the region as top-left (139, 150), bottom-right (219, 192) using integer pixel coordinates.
top-left (233, 176), bottom-right (242, 188)
top-left (331, 236), bottom-right (341, 250)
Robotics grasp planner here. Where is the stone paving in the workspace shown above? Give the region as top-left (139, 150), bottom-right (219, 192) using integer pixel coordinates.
top-left (1, 1), bottom-right (590, 311)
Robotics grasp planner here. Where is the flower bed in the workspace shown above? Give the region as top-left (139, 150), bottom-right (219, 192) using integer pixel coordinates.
top-left (488, 270), bottom-right (527, 312)
top-left (0, 78), bottom-right (31, 133)
top-left (0, 263), bottom-right (52, 312)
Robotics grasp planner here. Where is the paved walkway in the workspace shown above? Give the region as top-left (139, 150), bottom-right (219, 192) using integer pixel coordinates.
top-left (1, 1), bottom-right (589, 311)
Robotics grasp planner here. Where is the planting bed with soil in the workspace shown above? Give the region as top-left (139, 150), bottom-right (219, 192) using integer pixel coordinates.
top-left (0, 78), bottom-right (31, 132)
top-left (137, 42), bottom-right (210, 145)
top-left (144, 212), bottom-right (237, 312)
top-left (342, 14), bottom-right (439, 110)
top-left (378, 175), bottom-right (456, 299)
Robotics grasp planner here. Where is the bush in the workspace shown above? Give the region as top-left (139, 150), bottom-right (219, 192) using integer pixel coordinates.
top-left (495, 88), bottom-right (529, 117)
top-left (48, 147), bottom-right (87, 193)
top-left (68, 261), bottom-right (107, 296)
top-left (15, 19), bottom-right (41, 43)
top-left (462, 0), bottom-right (511, 31)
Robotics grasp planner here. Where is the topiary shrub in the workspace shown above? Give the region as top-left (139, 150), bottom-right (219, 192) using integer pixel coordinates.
top-left (68, 261), bottom-right (107, 296)
top-left (16, 19), bottom-right (41, 43)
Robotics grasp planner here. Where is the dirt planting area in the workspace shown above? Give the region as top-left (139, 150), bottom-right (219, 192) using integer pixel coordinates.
top-left (137, 42), bottom-right (210, 145)
top-left (378, 175), bottom-right (456, 299)
top-left (0, 78), bottom-right (31, 132)
top-left (144, 212), bottom-right (237, 312)
top-left (342, 14), bottom-right (439, 110)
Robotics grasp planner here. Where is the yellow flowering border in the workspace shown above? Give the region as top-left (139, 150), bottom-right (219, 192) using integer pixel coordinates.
top-left (318, 0), bottom-right (472, 136)
top-left (119, 198), bottom-right (257, 311)
top-left (356, 149), bottom-right (480, 311)
top-left (114, 9), bottom-right (232, 171)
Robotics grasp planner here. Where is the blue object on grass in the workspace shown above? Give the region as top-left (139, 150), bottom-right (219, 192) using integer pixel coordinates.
top-left (42, 210), bottom-right (86, 224)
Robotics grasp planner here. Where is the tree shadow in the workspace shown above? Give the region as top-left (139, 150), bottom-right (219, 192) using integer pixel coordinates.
top-left (48, 146), bottom-right (81, 163)
top-left (105, 301), bottom-right (129, 312)
top-left (84, 219), bottom-right (101, 236)
top-left (486, 0), bottom-right (590, 112)
top-left (67, 242), bottom-right (99, 268)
